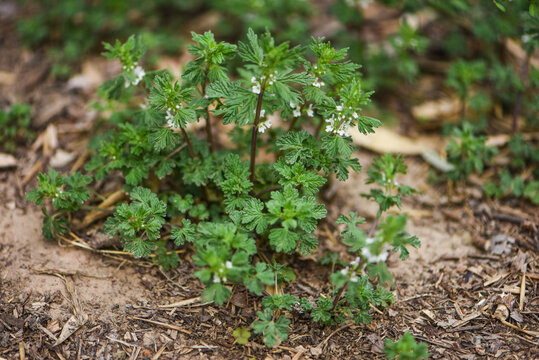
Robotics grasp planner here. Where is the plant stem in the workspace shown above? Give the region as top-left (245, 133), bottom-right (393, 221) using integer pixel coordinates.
top-left (315, 118), bottom-right (324, 139)
top-left (288, 116), bottom-right (299, 132)
top-left (254, 184), bottom-right (282, 198)
top-left (180, 127), bottom-right (209, 201)
top-left (331, 282), bottom-right (348, 312)
top-left (249, 79), bottom-right (267, 183)
top-left (181, 127), bottom-right (196, 158)
top-left (202, 76), bottom-right (216, 152)
top-left (367, 213), bottom-right (380, 238)
top-left (512, 53), bottom-right (531, 133)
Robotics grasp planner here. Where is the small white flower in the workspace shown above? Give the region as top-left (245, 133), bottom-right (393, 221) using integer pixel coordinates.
top-left (293, 106), bottom-right (301, 118)
top-left (213, 274), bottom-right (221, 283)
top-left (258, 119), bottom-right (272, 133)
top-left (350, 273), bottom-right (359, 283)
top-left (225, 261), bottom-right (233, 269)
top-left (222, 277), bottom-right (227, 283)
top-left (340, 267), bottom-right (349, 276)
top-left (350, 257), bottom-right (361, 267)
top-left (312, 78), bottom-right (324, 88)
top-left (252, 84), bottom-right (261, 94)
top-left (365, 237), bottom-right (375, 245)
top-left (290, 102), bottom-right (296, 108)
top-left (352, 112), bottom-right (358, 119)
top-left (306, 104), bottom-right (314, 117)
top-left (251, 76), bottom-right (257, 83)
top-left (336, 104), bottom-right (343, 112)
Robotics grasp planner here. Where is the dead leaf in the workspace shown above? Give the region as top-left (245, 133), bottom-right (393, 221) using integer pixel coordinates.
top-left (351, 127), bottom-right (443, 155)
top-left (50, 149), bottom-right (76, 168)
top-left (0, 153), bottom-right (17, 168)
top-left (493, 304), bottom-right (509, 321)
top-left (82, 189), bottom-right (125, 227)
top-left (66, 58), bottom-right (104, 92)
top-left (421, 309), bottom-right (436, 322)
top-left (412, 97), bottom-right (461, 121)
top-left (511, 251), bottom-right (530, 273)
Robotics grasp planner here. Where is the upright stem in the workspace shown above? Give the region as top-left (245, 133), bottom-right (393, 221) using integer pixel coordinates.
top-left (512, 53), bottom-right (531, 133)
top-left (331, 282), bottom-right (348, 311)
top-left (181, 127), bottom-right (196, 158)
top-left (249, 79), bottom-right (267, 183)
top-left (202, 76), bottom-right (216, 152)
top-left (180, 127), bottom-right (209, 202)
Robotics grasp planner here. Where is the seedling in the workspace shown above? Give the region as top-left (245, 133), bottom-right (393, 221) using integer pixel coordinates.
top-left (0, 104), bottom-right (34, 153)
top-left (384, 332), bottom-right (429, 360)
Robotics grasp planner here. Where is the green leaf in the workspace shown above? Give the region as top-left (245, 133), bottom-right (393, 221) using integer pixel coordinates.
top-left (232, 327), bottom-right (251, 345)
top-left (252, 309), bottom-right (290, 348)
top-left (201, 283), bottom-right (231, 305)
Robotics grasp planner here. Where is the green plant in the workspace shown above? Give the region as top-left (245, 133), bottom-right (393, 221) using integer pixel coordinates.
top-left (384, 332), bottom-right (429, 360)
top-left (445, 123), bottom-right (498, 181)
top-left (0, 104), bottom-right (34, 153)
top-left (28, 30), bottom-right (420, 349)
top-left (26, 169), bottom-right (91, 239)
top-left (484, 134), bottom-right (539, 204)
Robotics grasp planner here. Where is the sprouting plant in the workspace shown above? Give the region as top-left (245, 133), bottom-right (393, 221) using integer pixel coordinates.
top-left (232, 327), bottom-right (251, 345)
top-left (26, 169), bottom-right (91, 239)
top-left (445, 123), bottom-right (498, 181)
top-left (384, 332), bottom-right (429, 360)
top-left (0, 104), bottom-right (34, 153)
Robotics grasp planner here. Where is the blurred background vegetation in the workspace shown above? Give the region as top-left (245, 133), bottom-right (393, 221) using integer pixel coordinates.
top-left (10, 0), bottom-right (539, 203)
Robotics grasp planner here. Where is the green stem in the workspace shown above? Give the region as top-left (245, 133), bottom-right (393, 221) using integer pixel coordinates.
top-left (249, 79), bottom-right (267, 183)
top-left (202, 76), bottom-right (216, 152)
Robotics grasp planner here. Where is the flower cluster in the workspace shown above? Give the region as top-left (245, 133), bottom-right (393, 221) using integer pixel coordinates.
top-left (325, 103), bottom-right (360, 137)
top-left (123, 62), bottom-right (146, 88)
top-left (212, 261), bottom-right (234, 283)
top-left (165, 104), bottom-right (184, 129)
top-left (257, 109), bottom-right (272, 133)
top-left (311, 64), bottom-right (327, 88)
top-left (361, 237), bottom-right (390, 264)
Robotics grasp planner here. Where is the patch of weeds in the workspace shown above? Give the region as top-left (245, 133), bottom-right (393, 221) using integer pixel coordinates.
top-left (28, 30), bottom-right (421, 348)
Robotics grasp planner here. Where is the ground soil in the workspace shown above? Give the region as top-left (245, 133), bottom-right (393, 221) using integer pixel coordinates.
top-left (1, 3), bottom-right (538, 360)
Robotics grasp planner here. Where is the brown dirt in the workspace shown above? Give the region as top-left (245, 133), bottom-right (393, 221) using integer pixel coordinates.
top-left (1, 3), bottom-right (538, 359)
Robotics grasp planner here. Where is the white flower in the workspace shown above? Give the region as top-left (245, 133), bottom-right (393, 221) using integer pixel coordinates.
top-left (124, 65), bottom-right (145, 88)
top-left (312, 78), bottom-right (324, 88)
top-left (352, 112), bottom-right (358, 119)
top-left (350, 273), bottom-right (359, 283)
top-left (350, 257), bottom-right (361, 267)
top-left (325, 115), bottom-right (351, 137)
top-left (225, 261), bottom-right (233, 269)
top-left (365, 237), bottom-right (375, 245)
top-left (293, 105), bottom-right (301, 118)
top-left (258, 119), bottom-right (272, 133)
top-left (252, 83), bottom-right (261, 94)
top-left (290, 102), bottom-right (296, 108)
top-left (361, 244), bottom-right (390, 264)
top-left (340, 267), bottom-right (349, 276)
top-left (213, 274), bottom-right (221, 283)
top-left (166, 111), bottom-right (178, 129)
top-left (251, 76), bottom-right (257, 83)
top-left (336, 104), bottom-right (343, 112)
top-left (306, 104), bottom-right (314, 117)
top-left (132, 66), bottom-right (145, 85)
